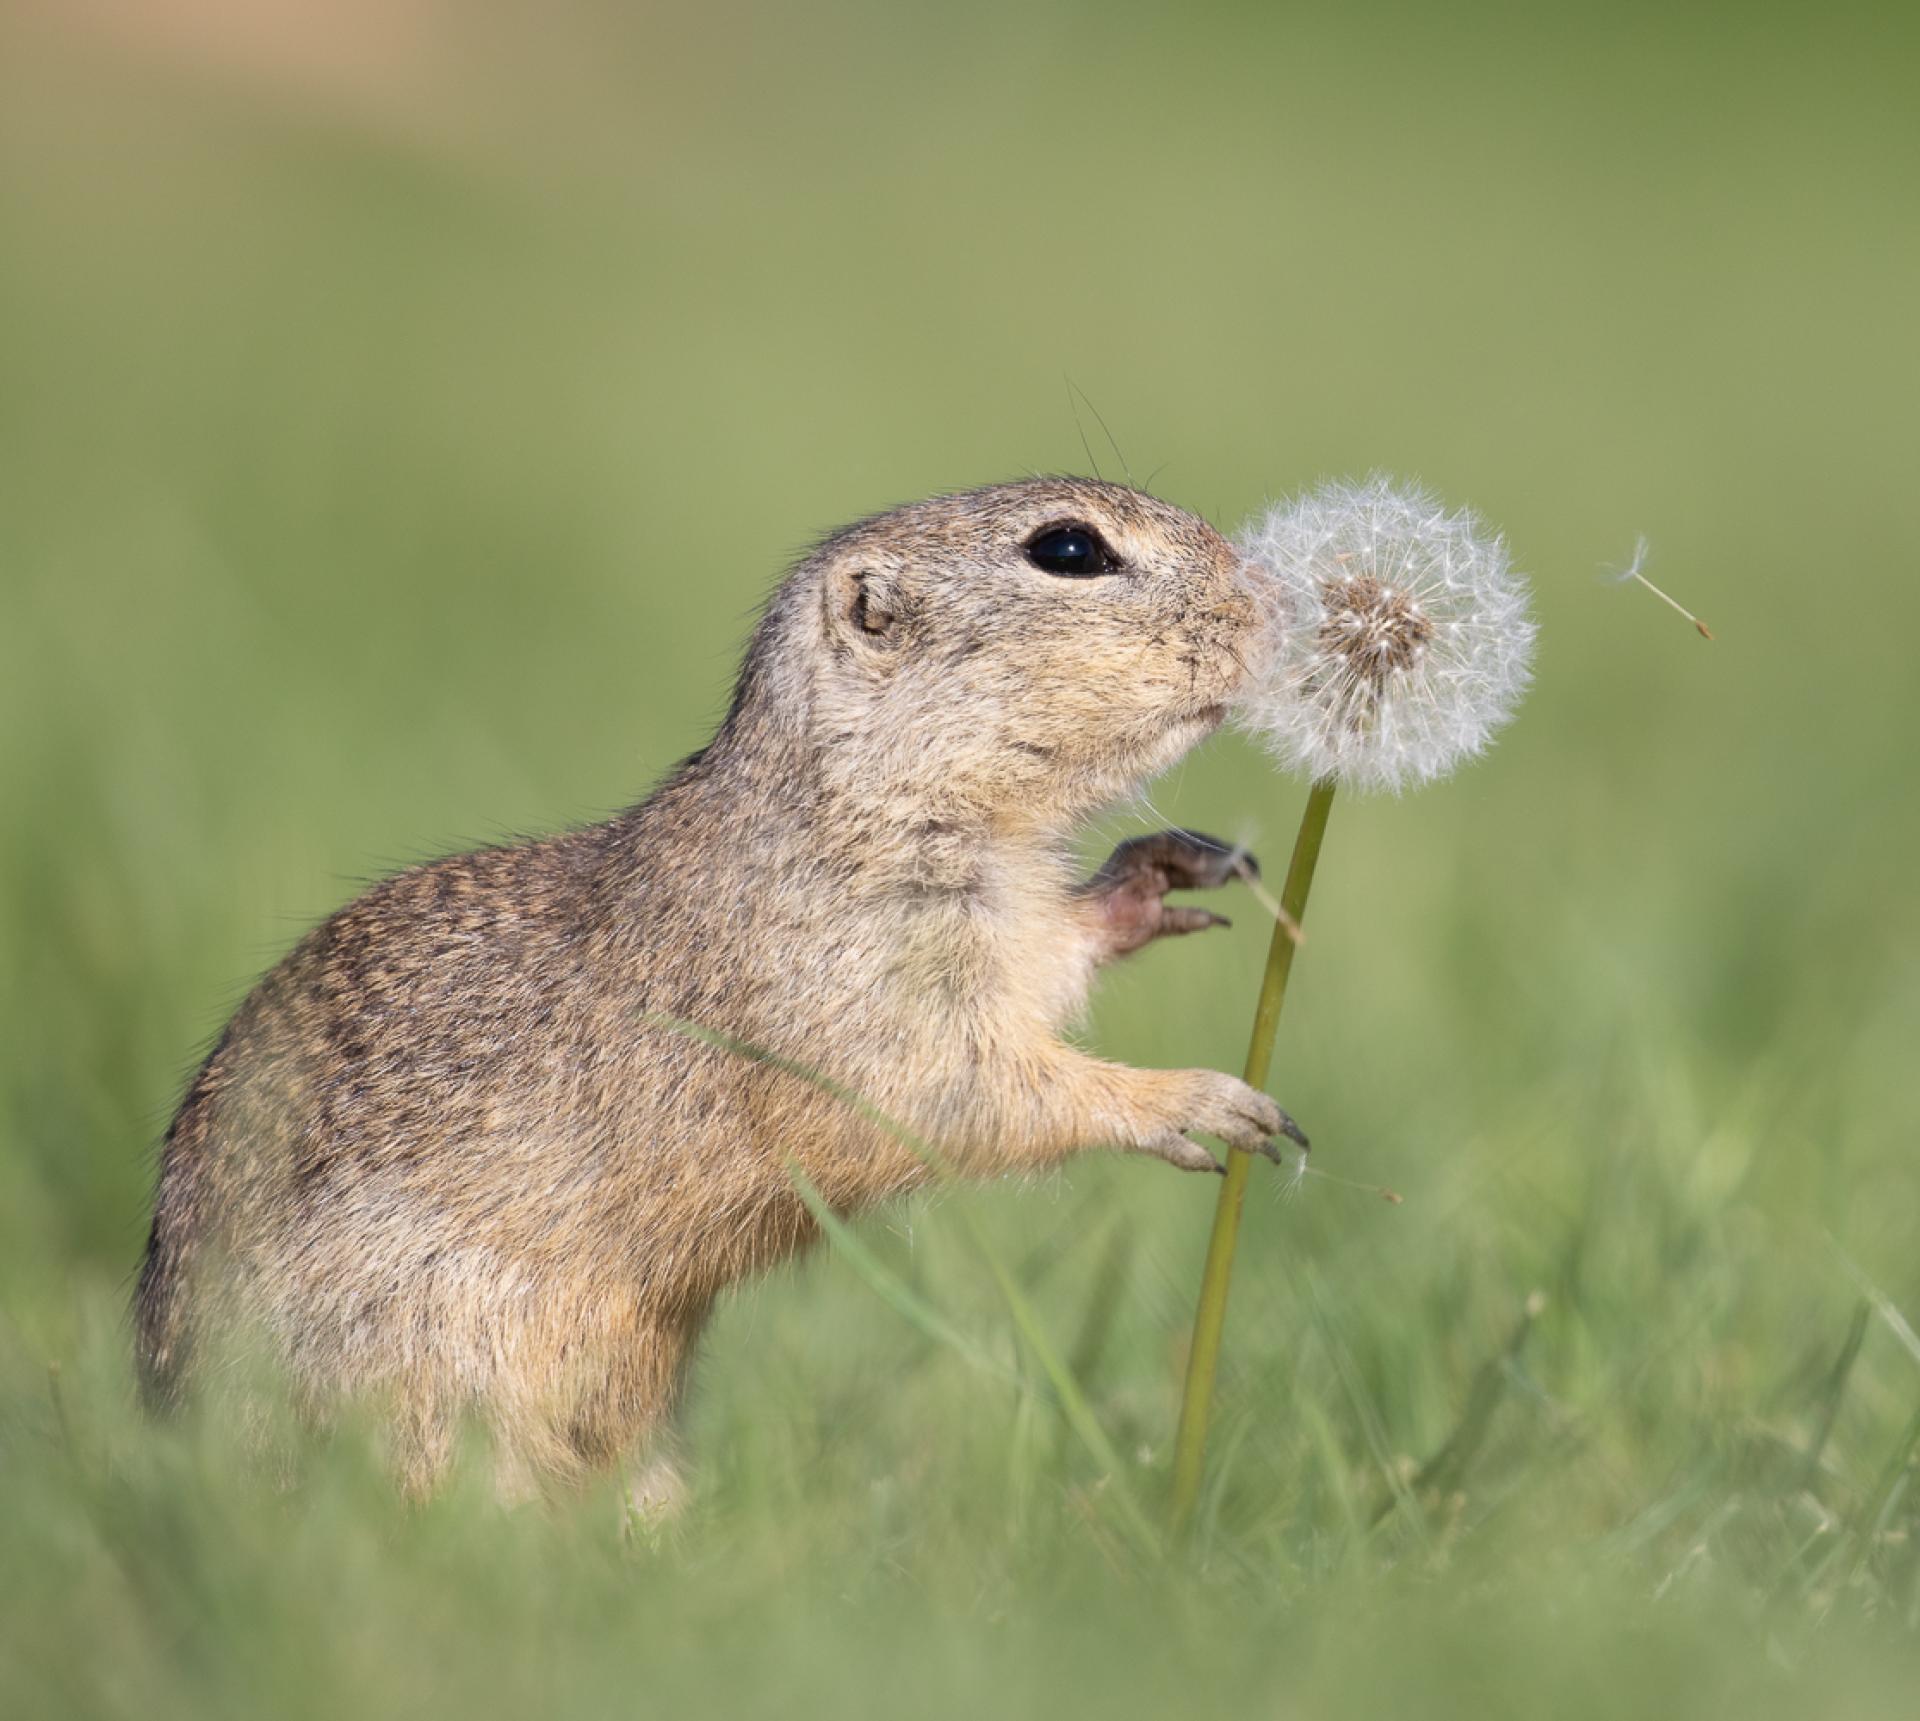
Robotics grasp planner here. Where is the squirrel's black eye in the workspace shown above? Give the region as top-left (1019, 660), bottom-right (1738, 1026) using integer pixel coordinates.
top-left (1024, 523), bottom-right (1120, 578)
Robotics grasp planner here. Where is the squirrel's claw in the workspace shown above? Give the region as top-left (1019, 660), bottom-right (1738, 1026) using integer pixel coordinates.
top-left (1085, 828), bottom-right (1251, 894)
top-left (1157, 905), bottom-right (1230, 938)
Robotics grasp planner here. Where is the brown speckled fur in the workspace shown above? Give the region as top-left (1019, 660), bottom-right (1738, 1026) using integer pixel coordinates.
top-left (135, 478), bottom-right (1293, 1499)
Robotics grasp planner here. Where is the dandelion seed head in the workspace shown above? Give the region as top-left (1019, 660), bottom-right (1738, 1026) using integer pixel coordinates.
top-left (1233, 475), bottom-right (1537, 793)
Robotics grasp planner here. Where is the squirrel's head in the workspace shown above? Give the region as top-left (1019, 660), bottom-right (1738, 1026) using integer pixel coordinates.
top-left (735, 478), bottom-right (1262, 830)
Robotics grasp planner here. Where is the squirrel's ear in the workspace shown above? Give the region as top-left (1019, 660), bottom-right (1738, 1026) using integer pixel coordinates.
top-left (825, 565), bottom-right (906, 654)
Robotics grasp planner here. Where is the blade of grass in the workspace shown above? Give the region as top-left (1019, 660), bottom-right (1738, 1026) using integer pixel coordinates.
top-left (1067, 1220), bottom-right (1134, 1388)
top-left (965, 1218), bottom-right (1161, 1557)
top-left (1830, 1239), bottom-right (1920, 1373)
top-left (653, 1012), bottom-right (1160, 1556)
top-left (1797, 1300), bottom-right (1870, 1494)
top-left (1307, 1270), bottom-right (1432, 1553)
top-left (784, 1160), bottom-right (1018, 1388)
top-left (1845, 1395), bottom-right (1920, 1588)
top-left (1371, 1291), bottom-right (1545, 1527)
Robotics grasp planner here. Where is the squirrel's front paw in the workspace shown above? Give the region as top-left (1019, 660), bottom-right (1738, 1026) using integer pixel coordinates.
top-left (1078, 830), bottom-right (1254, 961)
top-left (1162, 1069), bottom-right (1307, 1162)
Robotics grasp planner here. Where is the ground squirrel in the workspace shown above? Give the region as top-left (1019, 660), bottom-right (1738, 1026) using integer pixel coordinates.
top-left (135, 476), bottom-right (1304, 1501)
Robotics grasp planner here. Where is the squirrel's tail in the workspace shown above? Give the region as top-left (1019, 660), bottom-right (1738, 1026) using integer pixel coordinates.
top-left (134, 1062), bottom-right (223, 1414)
top-left (134, 1169), bottom-right (200, 1414)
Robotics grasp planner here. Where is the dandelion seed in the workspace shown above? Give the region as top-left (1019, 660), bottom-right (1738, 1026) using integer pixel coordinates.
top-left (1280, 1151), bottom-right (1406, 1207)
top-left (1284, 1145), bottom-right (1310, 1201)
top-left (1227, 852), bottom-right (1303, 945)
top-left (1611, 536), bottom-right (1713, 640)
top-left (1233, 476), bottom-right (1537, 793)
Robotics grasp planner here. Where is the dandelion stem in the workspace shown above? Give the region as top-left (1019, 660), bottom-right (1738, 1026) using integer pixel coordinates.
top-left (1169, 777), bottom-right (1336, 1540)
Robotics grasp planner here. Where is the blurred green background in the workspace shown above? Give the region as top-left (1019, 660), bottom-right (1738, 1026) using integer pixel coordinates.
top-left (3, 1), bottom-right (1918, 1715)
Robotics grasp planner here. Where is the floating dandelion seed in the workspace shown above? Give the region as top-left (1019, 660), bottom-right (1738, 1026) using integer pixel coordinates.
top-left (1234, 476), bottom-right (1537, 793)
top-left (1612, 536), bottom-right (1714, 640)
top-left (1277, 1143), bottom-right (1403, 1207)
top-left (1225, 847), bottom-right (1303, 946)
top-left (1283, 1145), bottom-right (1309, 1202)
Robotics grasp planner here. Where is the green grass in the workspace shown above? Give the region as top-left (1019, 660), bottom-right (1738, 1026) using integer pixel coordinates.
top-left (4, 3), bottom-right (1919, 1714)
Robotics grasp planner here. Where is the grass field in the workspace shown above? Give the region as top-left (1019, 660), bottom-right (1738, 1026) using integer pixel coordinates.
top-left (3, 3), bottom-right (1919, 1715)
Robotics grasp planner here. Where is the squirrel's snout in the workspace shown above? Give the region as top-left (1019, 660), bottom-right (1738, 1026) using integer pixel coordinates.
top-left (1183, 590), bottom-right (1262, 696)
top-left (1207, 591), bottom-right (1258, 631)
